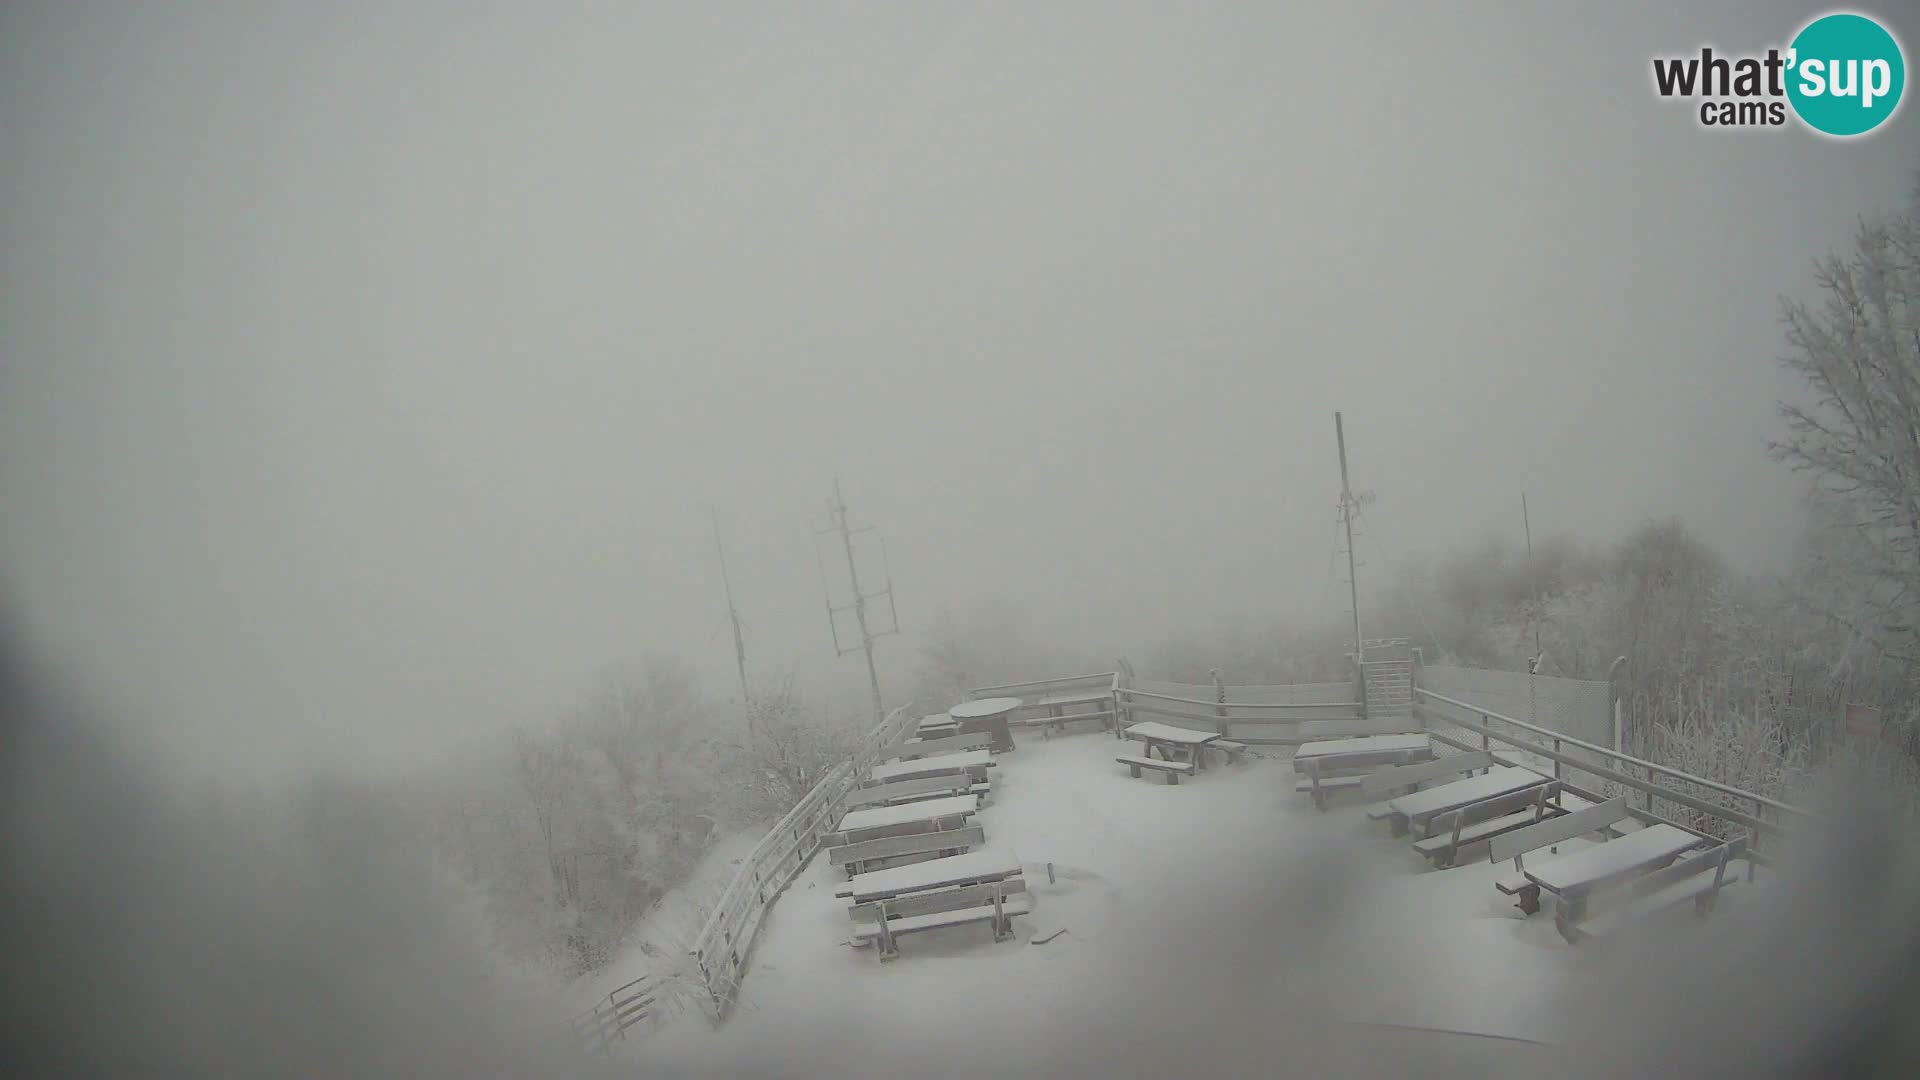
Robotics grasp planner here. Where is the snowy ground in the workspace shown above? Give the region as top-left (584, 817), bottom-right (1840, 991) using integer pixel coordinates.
top-left (621, 730), bottom-right (1759, 1075)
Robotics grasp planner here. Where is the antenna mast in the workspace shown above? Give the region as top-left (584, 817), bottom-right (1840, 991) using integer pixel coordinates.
top-left (1335, 412), bottom-right (1364, 658)
top-left (711, 508), bottom-right (751, 704)
top-left (815, 479), bottom-right (898, 724)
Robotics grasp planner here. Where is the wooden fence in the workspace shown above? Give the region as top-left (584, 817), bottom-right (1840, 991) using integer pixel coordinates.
top-left (687, 702), bottom-right (917, 1020)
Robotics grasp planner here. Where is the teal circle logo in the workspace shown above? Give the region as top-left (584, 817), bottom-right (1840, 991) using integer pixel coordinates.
top-left (1787, 13), bottom-right (1905, 136)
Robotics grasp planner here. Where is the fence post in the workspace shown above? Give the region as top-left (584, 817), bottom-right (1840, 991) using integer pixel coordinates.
top-left (1479, 713), bottom-right (1491, 773)
top-left (1553, 737), bottom-right (1563, 782)
top-left (1750, 798), bottom-right (1762, 882)
top-left (1211, 668), bottom-right (1228, 736)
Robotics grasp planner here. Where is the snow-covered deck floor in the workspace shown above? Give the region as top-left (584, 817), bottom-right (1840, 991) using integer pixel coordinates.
top-left (635, 731), bottom-right (1755, 1073)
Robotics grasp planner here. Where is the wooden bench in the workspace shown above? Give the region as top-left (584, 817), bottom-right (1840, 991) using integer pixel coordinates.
top-left (895, 731), bottom-right (995, 760)
top-left (1411, 780), bottom-right (1562, 868)
top-left (840, 773), bottom-right (989, 812)
top-left (1560, 839), bottom-right (1745, 943)
top-left (828, 825), bottom-right (986, 879)
top-left (850, 879), bottom-right (1030, 960)
top-left (1116, 754), bottom-right (1196, 785)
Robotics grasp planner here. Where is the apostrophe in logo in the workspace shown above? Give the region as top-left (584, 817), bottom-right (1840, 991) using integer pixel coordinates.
top-left (1787, 12), bottom-right (1904, 136)
top-left (1650, 10), bottom-right (1905, 137)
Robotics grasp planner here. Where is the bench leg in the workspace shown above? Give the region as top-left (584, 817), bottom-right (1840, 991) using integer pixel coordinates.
top-left (1128, 763), bottom-right (1141, 779)
top-left (1166, 769), bottom-right (1179, 786)
top-left (1390, 815), bottom-right (1409, 838)
top-left (1516, 885), bottom-right (1541, 916)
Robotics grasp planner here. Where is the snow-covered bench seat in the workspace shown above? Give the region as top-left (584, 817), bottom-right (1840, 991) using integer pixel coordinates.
top-left (1491, 796), bottom-right (1633, 911)
top-left (1116, 754), bottom-right (1195, 785)
top-left (849, 880), bottom-right (1030, 960)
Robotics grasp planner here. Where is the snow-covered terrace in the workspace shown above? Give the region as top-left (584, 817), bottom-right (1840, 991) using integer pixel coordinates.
top-left (620, 723), bottom-right (1762, 1074)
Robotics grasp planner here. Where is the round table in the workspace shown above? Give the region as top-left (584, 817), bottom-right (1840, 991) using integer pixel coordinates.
top-left (949, 696), bottom-right (1022, 753)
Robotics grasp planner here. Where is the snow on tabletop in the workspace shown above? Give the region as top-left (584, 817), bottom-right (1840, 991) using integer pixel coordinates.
top-left (835, 794), bottom-right (979, 834)
top-left (1123, 721), bottom-right (1220, 744)
top-left (1521, 823), bottom-right (1705, 892)
top-left (1386, 765), bottom-right (1546, 818)
top-left (846, 847), bottom-right (1023, 901)
top-left (1296, 733), bottom-right (1431, 758)
top-left (868, 750), bottom-right (992, 784)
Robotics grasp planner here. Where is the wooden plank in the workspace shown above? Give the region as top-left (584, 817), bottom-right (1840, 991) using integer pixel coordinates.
top-left (1294, 775), bottom-right (1365, 793)
top-left (848, 848), bottom-right (1022, 905)
top-left (1361, 751), bottom-right (1495, 796)
top-left (1489, 797), bottom-right (1630, 865)
top-left (1118, 754), bottom-right (1195, 773)
top-left (850, 877), bottom-right (1030, 923)
top-left (850, 894), bottom-right (1033, 942)
top-left (828, 825), bottom-right (985, 868)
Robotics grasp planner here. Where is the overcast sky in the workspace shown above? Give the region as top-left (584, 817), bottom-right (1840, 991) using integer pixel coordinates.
top-left (3, 2), bottom-right (1916, 776)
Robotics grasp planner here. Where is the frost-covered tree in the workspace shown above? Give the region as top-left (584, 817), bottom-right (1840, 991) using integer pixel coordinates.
top-left (1773, 174), bottom-right (1920, 663)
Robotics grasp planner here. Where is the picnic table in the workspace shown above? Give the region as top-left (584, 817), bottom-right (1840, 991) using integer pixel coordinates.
top-left (1124, 721), bottom-right (1221, 771)
top-left (1295, 733), bottom-right (1431, 762)
top-left (950, 697), bottom-right (1022, 753)
top-left (1521, 823), bottom-right (1706, 920)
top-left (869, 749), bottom-right (993, 786)
top-left (847, 847), bottom-right (1023, 905)
top-left (1383, 765), bottom-right (1548, 837)
top-left (834, 794), bottom-right (979, 845)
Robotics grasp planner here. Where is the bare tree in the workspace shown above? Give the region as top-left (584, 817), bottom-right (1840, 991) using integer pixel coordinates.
top-left (1773, 174), bottom-right (1920, 662)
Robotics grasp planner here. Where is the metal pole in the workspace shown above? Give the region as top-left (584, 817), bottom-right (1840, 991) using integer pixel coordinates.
top-left (1335, 412), bottom-right (1363, 658)
top-left (832, 480), bottom-right (886, 725)
top-left (712, 509), bottom-right (751, 704)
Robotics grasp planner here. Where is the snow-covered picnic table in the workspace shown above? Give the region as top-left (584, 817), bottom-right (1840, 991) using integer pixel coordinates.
top-left (834, 794), bottom-right (980, 845)
top-left (846, 847), bottom-right (1023, 905)
top-left (869, 749), bottom-right (993, 785)
top-left (1521, 823), bottom-right (1705, 899)
top-left (1295, 733), bottom-right (1430, 762)
top-left (1124, 721), bottom-right (1221, 770)
top-left (949, 697), bottom-right (1022, 753)
top-left (1384, 765), bottom-right (1548, 835)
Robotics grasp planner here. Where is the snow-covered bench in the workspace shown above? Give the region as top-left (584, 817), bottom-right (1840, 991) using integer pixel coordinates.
top-left (1116, 754), bottom-right (1195, 785)
top-left (828, 824), bottom-right (986, 879)
top-left (1212, 739), bottom-right (1248, 765)
top-left (1559, 838), bottom-right (1744, 943)
top-left (1489, 796), bottom-right (1632, 912)
top-left (849, 879), bottom-right (1030, 960)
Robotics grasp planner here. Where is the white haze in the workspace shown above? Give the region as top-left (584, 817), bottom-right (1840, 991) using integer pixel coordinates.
top-left (2, 0), bottom-right (1915, 776)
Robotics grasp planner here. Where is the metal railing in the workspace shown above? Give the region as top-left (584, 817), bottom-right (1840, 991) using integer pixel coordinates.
top-left (688, 702), bottom-right (917, 1019)
top-left (1414, 687), bottom-right (1811, 861)
top-left (572, 975), bottom-right (654, 1055)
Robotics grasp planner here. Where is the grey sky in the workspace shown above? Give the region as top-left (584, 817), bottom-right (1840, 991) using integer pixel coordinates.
top-left (3, 2), bottom-right (1915, 776)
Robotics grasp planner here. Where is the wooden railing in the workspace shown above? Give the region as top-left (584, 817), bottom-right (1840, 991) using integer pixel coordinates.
top-left (687, 702), bottom-right (917, 1020)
